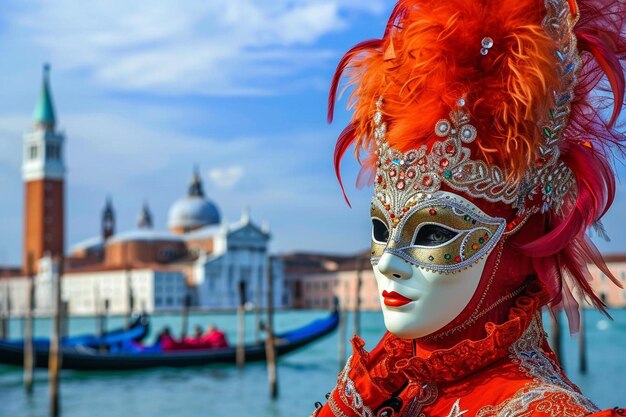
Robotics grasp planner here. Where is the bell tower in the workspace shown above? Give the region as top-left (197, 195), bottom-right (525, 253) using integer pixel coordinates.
top-left (22, 64), bottom-right (66, 272)
top-left (102, 197), bottom-right (115, 241)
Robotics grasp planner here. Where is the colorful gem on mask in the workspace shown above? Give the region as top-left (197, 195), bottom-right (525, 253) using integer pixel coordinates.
top-left (377, 175), bottom-right (383, 184)
top-left (455, 256), bottom-right (462, 263)
top-left (429, 209), bottom-right (437, 216)
top-left (428, 256), bottom-right (435, 262)
top-left (407, 170), bottom-right (416, 179)
top-left (472, 243), bottom-right (480, 250)
top-left (444, 254), bottom-right (452, 260)
top-left (422, 176), bottom-right (433, 187)
top-left (464, 215), bottom-right (471, 222)
top-left (479, 237), bottom-right (485, 244)
top-left (443, 170), bottom-right (452, 179)
top-left (543, 127), bottom-right (553, 139)
top-left (397, 180), bottom-right (406, 190)
top-left (390, 169), bottom-right (397, 177)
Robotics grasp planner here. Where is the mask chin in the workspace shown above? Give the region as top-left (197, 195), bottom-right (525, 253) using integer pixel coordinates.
top-left (374, 252), bottom-right (488, 339)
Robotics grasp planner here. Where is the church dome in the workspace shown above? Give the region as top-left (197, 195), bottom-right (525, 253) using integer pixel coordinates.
top-left (168, 169), bottom-right (221, 233)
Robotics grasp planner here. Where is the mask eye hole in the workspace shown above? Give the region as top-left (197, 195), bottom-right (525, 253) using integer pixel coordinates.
top-left (413, 224), bottom-right (458, 247)
top-left (372, 218), bottom-right (390, 244)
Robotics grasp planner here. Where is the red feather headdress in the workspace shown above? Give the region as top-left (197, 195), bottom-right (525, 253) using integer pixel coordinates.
top-left (330, 0), bottom-right (626, 330)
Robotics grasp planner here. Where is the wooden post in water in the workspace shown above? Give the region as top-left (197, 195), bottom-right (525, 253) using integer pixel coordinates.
top-left (125, 268), bottom-right (134, 329)
top-left (255, 275), bottom-right (262, 345)
top-left (61, 301), bottom-right (69, 338)
top-left (0, 286), bottom-right (7, 339)
top-left (49, 256), bottom-right (63, 417)
top-left (0, 286), bottom-right (12, 339)
top-left (264, 257), bottom-right (278, 399)
top-left (24, 253), bottom-right (35, 394)
top-left (337, 294), bottom-right (346, 371)
top-left (353, 257), bottom-right (363, 337)
top-left (181, 293), bottom-right (191, 339)
top-left (94, 284), bottom-right (101, 336)
top-left (236, 280), bottom-right (247, 368)
top-left (549, 310), bottom-right (562, 365)
top-left (579, 301), bottom-right (587, 374)
top-left (99, 299), bottom-right (110, 352)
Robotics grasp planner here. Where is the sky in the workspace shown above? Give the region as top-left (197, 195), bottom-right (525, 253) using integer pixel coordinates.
top-left (0, 1), bottom-right (625, 266)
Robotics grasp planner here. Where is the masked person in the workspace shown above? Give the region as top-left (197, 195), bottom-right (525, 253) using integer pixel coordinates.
top-left (312, 0), bottom-right (625, 415)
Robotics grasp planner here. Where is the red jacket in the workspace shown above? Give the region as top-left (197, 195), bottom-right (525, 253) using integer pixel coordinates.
top-left (312, 295), bottom-right (623, 417)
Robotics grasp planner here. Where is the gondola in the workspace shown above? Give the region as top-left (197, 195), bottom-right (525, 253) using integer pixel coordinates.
top-left (1, 314), bottom-right (150, 350)
top-left (0, 311), bottom-right (338, 371)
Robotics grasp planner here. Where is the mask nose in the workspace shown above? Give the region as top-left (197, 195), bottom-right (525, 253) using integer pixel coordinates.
top-left (377, 252), bottom-right (413, 280)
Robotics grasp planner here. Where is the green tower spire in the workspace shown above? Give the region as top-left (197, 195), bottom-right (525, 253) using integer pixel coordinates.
top-left (33, 63), bottom-right (56, 129)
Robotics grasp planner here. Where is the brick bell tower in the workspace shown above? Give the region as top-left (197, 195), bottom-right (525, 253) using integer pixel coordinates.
top-left (22, 64), bottom-right (66, 273)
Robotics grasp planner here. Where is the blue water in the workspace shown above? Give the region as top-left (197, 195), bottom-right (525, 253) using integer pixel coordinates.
top-left (1, 309), bottom-right (624, 417)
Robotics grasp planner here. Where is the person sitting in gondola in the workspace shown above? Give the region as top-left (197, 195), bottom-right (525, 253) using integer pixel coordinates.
top-left (201, 324), bottom-right (229, 349)
top-left (156, 327), bottom-right (182, 351)
top-left (183, 325), bottom-right (204, 346)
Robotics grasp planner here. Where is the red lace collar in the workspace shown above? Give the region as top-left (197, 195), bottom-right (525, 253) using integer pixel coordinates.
top-left (353, 285), bottom-right (547, 389)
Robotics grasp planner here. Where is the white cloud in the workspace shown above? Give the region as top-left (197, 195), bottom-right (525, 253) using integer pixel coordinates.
top-left (208, 166), bottom-right (246, 189)
top-left (8, 0), bottom-right (386, 96)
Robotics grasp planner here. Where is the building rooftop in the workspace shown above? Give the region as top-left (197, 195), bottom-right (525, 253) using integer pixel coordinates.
top-left (280, 251), bottom-right (370, 275)
top-left (108, 229), bottom-right (183, 244)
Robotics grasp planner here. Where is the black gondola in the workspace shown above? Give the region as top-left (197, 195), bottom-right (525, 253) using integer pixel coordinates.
top-left (1, 314), bottom-right (150, 350)
top-left (0, 311), bottom-right (338, 371)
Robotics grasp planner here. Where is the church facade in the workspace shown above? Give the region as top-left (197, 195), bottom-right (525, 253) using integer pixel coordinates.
top-left (0, 65), bottom-right (283, 317)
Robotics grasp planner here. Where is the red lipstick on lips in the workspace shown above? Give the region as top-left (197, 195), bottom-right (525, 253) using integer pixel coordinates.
top-left (382, 290), bottom-right (414, 307)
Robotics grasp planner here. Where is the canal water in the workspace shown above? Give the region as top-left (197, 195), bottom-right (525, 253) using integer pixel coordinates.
top-left (1, 309), bottom-right (625, 416)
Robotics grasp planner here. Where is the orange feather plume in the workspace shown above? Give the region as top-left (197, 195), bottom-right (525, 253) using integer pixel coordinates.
top-left (332, 0), bottom-right (560, 185)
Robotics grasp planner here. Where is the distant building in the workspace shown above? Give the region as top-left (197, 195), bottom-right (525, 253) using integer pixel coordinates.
top-left (0, 65), bottom-right (282, 317)
top-left (282, 252), bottom-right (379, 311)
top-left (587, 254), bottom-right (626, 308)
top-left (283, 252), bottom-right (626, 310)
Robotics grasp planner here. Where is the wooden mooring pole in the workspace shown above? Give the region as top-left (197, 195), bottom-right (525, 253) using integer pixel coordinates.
top-left (337, 294), bottom-right (346, 371)
top-left (579, 302), bottom-right (587, 374)
top-left (49, 256), bottom-right (63, 417)
top-left (0, 286), bottom-right (8, 339)
top-left (181, 293), bottom-right (191, 338)
top-left (353, 257), bottom-right (363, 337)
top-left (255, 276), bottom-right (262, 345)
top-left (1, 286), bottom-right (11, 339)
top-left (549, 310), bottom-right (562, 365)
top-left (24, 253), bottom-right (35, 394)
top-left (99, 299), bottom-right (110, 352)
top-left (61, 301), bottom-right (69, 338)
top-left (125, 269), bottom-right (134, 329)
top-left (264, 257), bottom-right (278, 399)
top-left (236, 280), bottom-right (247, 369)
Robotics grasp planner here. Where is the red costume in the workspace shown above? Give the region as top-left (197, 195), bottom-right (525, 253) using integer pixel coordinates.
top-left (313, 0), bottom-right (626, 415)
top-left (201, 329), bottom-right (228, 349)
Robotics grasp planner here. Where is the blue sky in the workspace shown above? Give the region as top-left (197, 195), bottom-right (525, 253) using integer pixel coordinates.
top-left (0, 1), bottom-right (625, 265)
